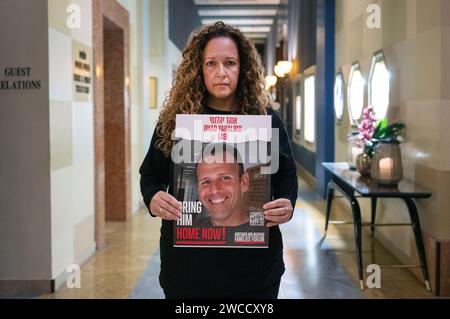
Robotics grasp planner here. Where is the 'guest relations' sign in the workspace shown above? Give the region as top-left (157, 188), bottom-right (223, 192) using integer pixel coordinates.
top-left (0, 67), bottom-right (41, 90)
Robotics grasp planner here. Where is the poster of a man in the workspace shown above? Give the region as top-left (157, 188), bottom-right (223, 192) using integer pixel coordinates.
top-left (172, 114), bottom-right (271, 248)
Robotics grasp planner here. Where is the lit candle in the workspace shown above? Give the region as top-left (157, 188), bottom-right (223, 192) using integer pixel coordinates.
top-left (379, 157), bottom-right (393, 180)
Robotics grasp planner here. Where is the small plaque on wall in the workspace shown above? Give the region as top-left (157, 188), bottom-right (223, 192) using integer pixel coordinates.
top-left (72, 40), bottom-right (92, 103)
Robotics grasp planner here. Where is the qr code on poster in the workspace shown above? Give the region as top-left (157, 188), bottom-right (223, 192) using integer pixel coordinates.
top-left (249, 211), bottom-right (265, 226)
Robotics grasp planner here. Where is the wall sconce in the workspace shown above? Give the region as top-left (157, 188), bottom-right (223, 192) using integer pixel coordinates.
top-left (274, 60), bottom-right (293, 78)
top-left (279, 61), bottom-right (293, 74)
top-left (95, 65), bottom-right (103, 78)
top-left (274, 64), bottom-right (284, 77)
top-left (148, 76), bottom-right (157, 109)
top-left (265, 75), bottom-right (278, 90)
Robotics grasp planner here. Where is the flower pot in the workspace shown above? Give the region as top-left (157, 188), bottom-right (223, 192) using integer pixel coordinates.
top-left (356, 153), bottom-right (372, 176)
top-left (370, 141), bottom-right (403, 185)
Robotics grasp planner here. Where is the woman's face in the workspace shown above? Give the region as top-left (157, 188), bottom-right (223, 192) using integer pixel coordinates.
top-left (202, 37), bottom-right (240, 109)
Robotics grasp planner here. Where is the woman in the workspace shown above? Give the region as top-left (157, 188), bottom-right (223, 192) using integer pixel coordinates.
top-left (139, 21), bottom-right (298, 299)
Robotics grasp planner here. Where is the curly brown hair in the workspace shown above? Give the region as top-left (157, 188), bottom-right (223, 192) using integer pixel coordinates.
top-left (155, 21), bottom-right (279, 156)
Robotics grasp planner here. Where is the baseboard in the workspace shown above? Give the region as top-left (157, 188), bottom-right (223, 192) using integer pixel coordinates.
top-left (0, 243), bottom-right (97, 294)
top-left (0, 279), bottom-right (53, 294)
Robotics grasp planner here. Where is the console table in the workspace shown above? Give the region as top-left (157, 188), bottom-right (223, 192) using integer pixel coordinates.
top-left (322, 162), bottom-right (431, 291)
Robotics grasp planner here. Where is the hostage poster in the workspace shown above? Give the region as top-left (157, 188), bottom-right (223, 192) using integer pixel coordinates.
top-left (171, 114), bottom-right (272, 248)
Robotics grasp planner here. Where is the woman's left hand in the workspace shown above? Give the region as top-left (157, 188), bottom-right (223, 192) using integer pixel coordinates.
top-left (263, 198), bottom-right (293, 227)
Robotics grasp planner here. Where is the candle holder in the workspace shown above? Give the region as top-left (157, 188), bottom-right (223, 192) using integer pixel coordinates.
top-left (370, 141), bottom-right (403, 185)
top-left (347, 131), bottom-right (363, 170)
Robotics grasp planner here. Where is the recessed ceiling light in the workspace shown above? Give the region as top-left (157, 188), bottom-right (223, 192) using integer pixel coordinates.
top-left (198, 9), bottom-right (278, 16)
top-left (202, 18), bottom-right (273, 25)
top-left (195, 0), bottom-right (280, 5)
top-left (238, 26), bottom-right (271, 32)
top-left (244, 33), bottom-right (268, 38)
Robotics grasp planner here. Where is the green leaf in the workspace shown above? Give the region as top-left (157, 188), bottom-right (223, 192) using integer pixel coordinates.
top-left (373, 118), bottom-right (388, 139)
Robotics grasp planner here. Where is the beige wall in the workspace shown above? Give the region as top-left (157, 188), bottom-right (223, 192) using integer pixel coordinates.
top-left (117, 0), bottom-right (181, 213)
top-left (0, 0), bottom-right (52, 284)
top-left (335, 0), bottom-right (450, 265)
top-left (145, 0), bottom-right (182, 148)
top-left (49, 0), bottom-right (180, 287)
top-left (48, 0), bottom-right (96, 288)
top-left (0, 0), bottom-right (96, 291)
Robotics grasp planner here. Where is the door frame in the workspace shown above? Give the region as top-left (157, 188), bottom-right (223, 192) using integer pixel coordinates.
top-left (92, 0), bottom-right (131, 249)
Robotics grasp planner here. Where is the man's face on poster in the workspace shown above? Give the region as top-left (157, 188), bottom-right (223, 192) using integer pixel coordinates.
top-left (196, 154), bottom-right (249, 226)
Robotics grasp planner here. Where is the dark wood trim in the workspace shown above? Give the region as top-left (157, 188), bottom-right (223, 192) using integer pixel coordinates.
top-left (0, 280), bottom-right (54, 294)
top-left (436, 241), bottom-right (441, 295)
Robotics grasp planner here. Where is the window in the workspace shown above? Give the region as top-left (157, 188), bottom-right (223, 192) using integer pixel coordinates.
top-left (304, 74), bottom-right (315, 143)
top-left (334, 71), bottom-right (344, 122)
top-left (348, 63), bottom-right (365, 126)
top-left (295, 95), bottom-right (301, 132)
top-left (292, 74), bottom-right (302, 138)
top-left (369, 51), bottom-right (390, 120)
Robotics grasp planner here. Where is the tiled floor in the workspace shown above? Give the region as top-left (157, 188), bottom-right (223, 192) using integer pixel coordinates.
top-left (40, 213), bottom-right (162, 299)
top-left (31, 178), bottom-right (438, 299)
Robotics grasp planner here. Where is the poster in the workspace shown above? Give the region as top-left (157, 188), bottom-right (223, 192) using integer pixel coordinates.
top-left (172, 114), bottom-right (272, 248)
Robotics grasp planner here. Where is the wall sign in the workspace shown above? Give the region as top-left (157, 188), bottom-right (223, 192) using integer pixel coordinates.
top-left (0, 67), bottom-right (41, 90)
top-left (74, 51), bottom-right (91, 94)
top-left (72, 40), bottom-right (92, 102)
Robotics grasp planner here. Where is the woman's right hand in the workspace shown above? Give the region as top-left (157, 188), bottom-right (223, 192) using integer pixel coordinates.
top-left (150, 191), bottom-right (182, 220)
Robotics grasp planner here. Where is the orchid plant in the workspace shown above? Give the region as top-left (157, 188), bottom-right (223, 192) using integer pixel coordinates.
top-left (359, 106), bottom-right (406, 158)
top-left (358, 105), bottom-right (376, 146)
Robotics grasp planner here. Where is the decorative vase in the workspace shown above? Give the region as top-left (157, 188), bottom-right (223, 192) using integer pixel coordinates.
top-left (370, 141), bottom-right (403, 185)
top-left (356, 153), bottom-right (372, 176)
top-left (347, 131), bottom-right (363, 170)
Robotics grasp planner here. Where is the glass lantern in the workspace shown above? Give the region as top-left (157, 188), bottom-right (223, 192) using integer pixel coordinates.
top-left (370, 141), bottom-right (403, 185)
top-left (347, 131), bottom-right (363, 170)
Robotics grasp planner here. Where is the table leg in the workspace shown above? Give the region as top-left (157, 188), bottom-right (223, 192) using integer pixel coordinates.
top-left (329, 180), bottom-right (365, 290)
top-left (403, 197), bottom-right (431, 292)
top-left (371, 197), bottom-right (377, 234)
top-left (324, 181), bottom-right (334, 235)
top-left (349, 193), bottom-right (364, 290)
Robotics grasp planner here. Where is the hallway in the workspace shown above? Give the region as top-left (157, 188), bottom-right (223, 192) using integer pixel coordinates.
top-left (2, 0), bottom-right (450, 300)
top-left (35, 178), bottom-right (432, 299)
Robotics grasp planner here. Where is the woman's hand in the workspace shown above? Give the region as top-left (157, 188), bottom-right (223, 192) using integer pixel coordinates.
top-left (150, 191), bottom-right (182, 220)
top-left (263, 198), bottom-right (293, 227)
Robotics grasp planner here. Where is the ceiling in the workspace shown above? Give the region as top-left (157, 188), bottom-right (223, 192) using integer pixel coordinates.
top-left (194, 0), bottom-right (281, 42)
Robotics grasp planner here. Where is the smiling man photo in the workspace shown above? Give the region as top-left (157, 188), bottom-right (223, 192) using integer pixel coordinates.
top-left (195, 144), bottom-right (250, 227)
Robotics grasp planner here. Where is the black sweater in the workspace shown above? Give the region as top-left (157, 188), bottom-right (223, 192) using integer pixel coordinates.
top-left (139, 106), bottom-right (298, 297)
